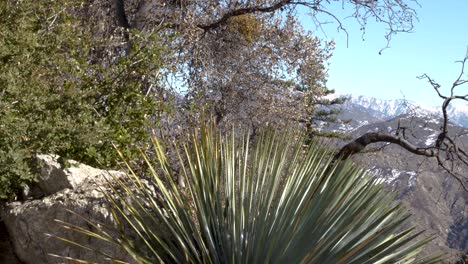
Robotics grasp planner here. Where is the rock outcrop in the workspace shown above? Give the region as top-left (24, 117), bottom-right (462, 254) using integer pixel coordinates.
top-left (0, 155), bottom-right (134, 264)
top-left (0, 219), bottom-right (22, 264)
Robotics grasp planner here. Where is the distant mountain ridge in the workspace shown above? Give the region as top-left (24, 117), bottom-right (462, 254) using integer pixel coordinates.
top-left (331, 94), bottom-right (468, 128)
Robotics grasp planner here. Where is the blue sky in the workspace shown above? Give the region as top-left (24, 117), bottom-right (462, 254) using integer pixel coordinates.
top-left (301, 1), bottom-right (468, 106)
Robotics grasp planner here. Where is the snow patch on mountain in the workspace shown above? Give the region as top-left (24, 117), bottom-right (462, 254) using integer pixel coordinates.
top-left (425, 133), bottom-right (438, 146)
top-left (369, 167), bottom-right (418, 188)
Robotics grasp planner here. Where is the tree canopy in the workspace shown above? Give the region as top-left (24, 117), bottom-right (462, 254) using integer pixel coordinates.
top-left (0, 0), bottom-right (168, 199)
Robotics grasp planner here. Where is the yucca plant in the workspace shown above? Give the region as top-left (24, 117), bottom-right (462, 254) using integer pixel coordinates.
top-left (55, 124), bottom-right (441, 263)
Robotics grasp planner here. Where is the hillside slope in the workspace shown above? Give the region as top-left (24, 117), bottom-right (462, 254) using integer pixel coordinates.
top-left (327, 95), bottom-right (468, 262)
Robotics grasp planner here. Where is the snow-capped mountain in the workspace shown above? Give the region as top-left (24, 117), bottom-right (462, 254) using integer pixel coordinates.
top-left (318, 94), bottom-right (468, 134)
top-left (347, 95), bottom-right (436, 117)
top-left (447, 103), bottom-right (468, 127)
top-left (338, 94), bottom-right (468, 127)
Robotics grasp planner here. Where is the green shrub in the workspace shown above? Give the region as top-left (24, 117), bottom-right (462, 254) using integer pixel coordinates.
top-left (0, 0), bottom-right (167, 199)
top-left (56, 125), bottom-right (441, 263)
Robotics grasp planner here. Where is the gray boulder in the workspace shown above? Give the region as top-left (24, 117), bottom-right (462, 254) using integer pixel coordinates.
top-left (24, 154), bottom-right (122, 199)
top-left (0, 155), bottom-right (137, 264)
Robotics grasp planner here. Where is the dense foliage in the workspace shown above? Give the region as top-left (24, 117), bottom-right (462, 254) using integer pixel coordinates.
top-left (0, 0), bottom-right (166, 199)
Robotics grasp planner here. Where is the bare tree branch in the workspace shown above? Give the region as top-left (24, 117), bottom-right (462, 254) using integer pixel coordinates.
top-left (334, 132), bottom-right (437, 160)
top-left (198, 0), bottom-right (294, 31)
top-left (143, 0), bottom-right (417, 45)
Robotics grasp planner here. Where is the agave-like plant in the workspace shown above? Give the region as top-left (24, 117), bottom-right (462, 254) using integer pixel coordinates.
top-left (55, 124), bottom-right (441, 263)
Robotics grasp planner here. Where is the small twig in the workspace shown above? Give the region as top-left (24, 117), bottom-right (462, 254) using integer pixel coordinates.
top-left (436, 155), bottom-right (468, 192)
top-left (47, 8), bottom-right (66, 30)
